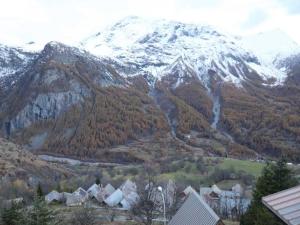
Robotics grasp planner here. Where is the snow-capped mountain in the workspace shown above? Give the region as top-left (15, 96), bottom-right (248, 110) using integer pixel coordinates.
top-left (1, 16), bottom-right (300, 162)
top-left (80, 16), bottom-right (290, 87)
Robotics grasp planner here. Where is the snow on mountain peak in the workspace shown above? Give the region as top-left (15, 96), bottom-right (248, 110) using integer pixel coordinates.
top-left (81, 16), bottom-right (228, 56)
top-left (80, 17), bottom-right (290, 87)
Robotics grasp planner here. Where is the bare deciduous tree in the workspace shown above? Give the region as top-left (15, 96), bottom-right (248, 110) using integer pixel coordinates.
top-left (131, 163), bottom-right (160, 225)
top-left (69, 206), bottom-right (97, 225)
top-left (165, 185), bottom-right (184, 221)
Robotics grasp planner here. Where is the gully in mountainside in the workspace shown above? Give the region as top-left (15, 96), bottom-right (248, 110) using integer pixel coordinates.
top-left (148, 78), bottom-right (177, 138)
top-left (206, 80), bottom-right (234, 144)
top-left (211, 82), bottom-right (221, 129)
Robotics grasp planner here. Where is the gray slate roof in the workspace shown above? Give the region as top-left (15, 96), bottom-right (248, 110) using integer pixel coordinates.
top-left (87, 184), bottom-right (101, 198)
top-left (74, 187), bottom-right (88, 198)
top-left (102, 183), bottom-right (115, 199)
top-left (65, 188), bottom-right (89, 206)
top-left (169, 189), bottom-right (221, 225)
top-left (104, 188), bottom-right (123, 207)
top-left (121, 180), bottom-right (137, 196)
top-left (119, 180), bottom-right (139, 210)
top-left (121, 191), bottom-right (139, 210)
top-left (45, 191), bottom-right (63, 203)
top-left (262, 185), bottom-right (300, 225)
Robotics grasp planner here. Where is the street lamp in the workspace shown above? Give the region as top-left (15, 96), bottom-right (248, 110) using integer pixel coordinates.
top-left (158, 186), bottom-right (166, 225)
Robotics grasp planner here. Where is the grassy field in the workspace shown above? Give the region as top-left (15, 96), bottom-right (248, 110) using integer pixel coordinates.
top-left (217, 158), bottom-right (265, 177)
top-left (155, 157), bottom-right (266, 189)
top-left (57, 156), bottom-right (270, 195)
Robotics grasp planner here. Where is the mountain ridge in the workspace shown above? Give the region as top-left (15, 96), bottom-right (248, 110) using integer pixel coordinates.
top-left (0, 16), bottom-right (300, 162)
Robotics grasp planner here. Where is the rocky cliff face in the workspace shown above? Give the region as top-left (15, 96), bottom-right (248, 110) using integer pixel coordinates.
top-left (0, 41), bottom-right (168, 162)
top-left (0, 42), bottom-right (127, 131)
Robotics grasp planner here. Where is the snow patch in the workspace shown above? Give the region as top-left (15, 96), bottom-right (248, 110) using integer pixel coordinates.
top-left (246, 62), bottom-right (287, 85)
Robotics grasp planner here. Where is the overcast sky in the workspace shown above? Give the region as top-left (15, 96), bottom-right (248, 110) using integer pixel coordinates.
top-left (1, 0), bottom-right (300, 46)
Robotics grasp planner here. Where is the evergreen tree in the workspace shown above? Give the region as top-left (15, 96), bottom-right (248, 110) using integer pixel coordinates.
top-left (36, 183), bottom-right (44, 198)
top-left (95, 177), bottom-right (101, 185)
top-left (241, 158), bottom-right (298, 225)
top-left (1, 202), bottom-right (25, 225)
top-left (95, 172), bottom-right (102, 185)
top-left (55, 183), bottom-right (61, 193)
top-left (27, 197), bottom-right (58, 225)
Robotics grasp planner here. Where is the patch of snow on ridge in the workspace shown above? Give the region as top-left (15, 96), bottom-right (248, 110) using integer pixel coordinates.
top-left (247, 62), bottom-right (287, 85)
top-left (0, 44), bottom-right (35, 79)
top-left (0, 68), bottom-right (16, 78)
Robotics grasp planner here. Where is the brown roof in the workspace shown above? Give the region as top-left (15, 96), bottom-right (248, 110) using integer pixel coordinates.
top-left (262, 185), bottom-right (300, 225)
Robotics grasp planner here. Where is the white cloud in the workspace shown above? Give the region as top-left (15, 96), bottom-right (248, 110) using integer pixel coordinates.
top-left (276, 0), bottom-right (300, 14)
top-left (242, 9), bottom-right (268, 29)
top-left (0, 0), bottom-right (299, 46)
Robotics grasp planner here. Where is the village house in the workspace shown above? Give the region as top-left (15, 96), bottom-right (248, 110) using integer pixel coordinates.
top-left (200, 183), bottom-right (250, 218)
top-left (169, 187), bottom-right (224, 225)
top-left (44, 179), bottom-right (139, 210)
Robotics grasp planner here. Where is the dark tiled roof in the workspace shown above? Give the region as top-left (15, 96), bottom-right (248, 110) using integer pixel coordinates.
top-left (262, 185), bottom-right (300, 225)
top-left (169, 189), bottom-right (221, 225)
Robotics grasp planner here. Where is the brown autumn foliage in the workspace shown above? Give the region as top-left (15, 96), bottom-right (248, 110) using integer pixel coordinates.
top-left (155, 83), bottom-right (212, 137)
top-left (1, 54), bottom-right (170, 161)
top-left (128, 75), bottom-right (150, 93)
top-left (220, 83), bottom-right (300, 160)
top-left (172, 82), bottom-right (213, 120)
top-left (18, 86), bottom-right (169, 160)
top-left (169, 93), bottom-right (211, 135)
top-left (2, 47), bottom-right (300, 161)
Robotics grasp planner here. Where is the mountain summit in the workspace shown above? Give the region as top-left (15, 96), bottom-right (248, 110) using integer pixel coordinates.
top-left (80, 16), bottom-right (298, 87)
